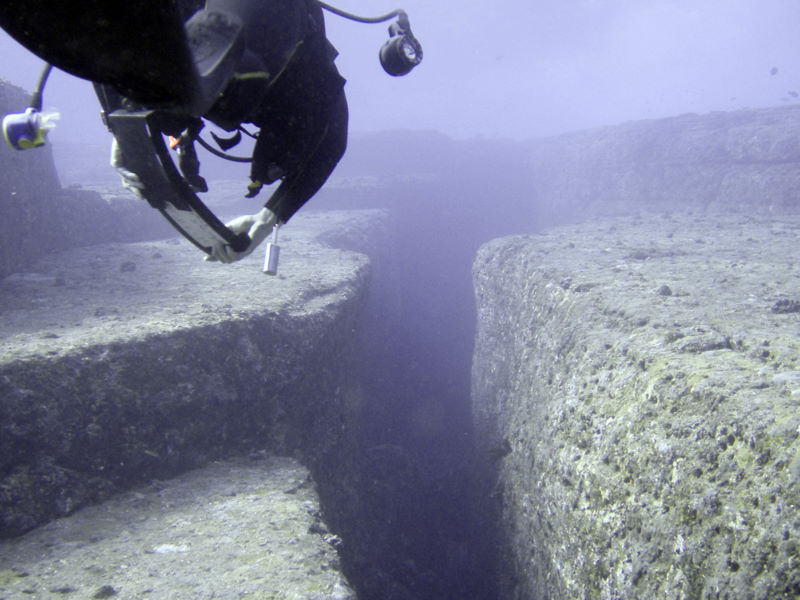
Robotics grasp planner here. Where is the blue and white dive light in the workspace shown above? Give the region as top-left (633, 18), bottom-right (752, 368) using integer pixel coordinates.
top-left (2, 64), bottom-right (58, 150)
top-left (2, 107), bottom-right (58, 150)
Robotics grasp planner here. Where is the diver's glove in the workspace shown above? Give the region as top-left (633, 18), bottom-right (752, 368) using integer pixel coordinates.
top-left (110, 137), bottom-right (144, 197)
top-left (245, 179), bottom-right (263, 198)
top-left (205, 207), bottom-right (279, 264)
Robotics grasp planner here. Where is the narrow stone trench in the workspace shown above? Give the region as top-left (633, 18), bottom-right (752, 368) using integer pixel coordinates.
top-left (330, 254), bottom-right (498, 600)
top-left (304, 191), bottom-right (525, 599)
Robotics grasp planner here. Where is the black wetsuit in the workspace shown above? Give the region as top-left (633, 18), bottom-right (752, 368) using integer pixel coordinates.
top-left (203, 0), bottom-right (348, 223)
top-left (3, 0), bottom-right (346, 224)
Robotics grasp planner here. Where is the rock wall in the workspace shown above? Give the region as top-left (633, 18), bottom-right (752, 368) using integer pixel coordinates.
top-left (0, 210), bottom-right (378, 538)
top-left (0, 457), bottom-right (356, 599)
top-left (527, 106), bottom-right (800, 220)
top-left (472, 214), bottom-right (800, 598)
top-left (0, 78), bottom-right (61, 275)
top-left (0, 78), bottom-right (173, 278)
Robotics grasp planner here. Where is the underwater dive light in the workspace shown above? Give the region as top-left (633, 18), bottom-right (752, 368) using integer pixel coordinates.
top-left (379, 13), bottom-right (422, 76)
top-left (3, 108), bottom-right (48, 150)
top-left (315, 2), bottom-right (422, 76)
top-left (2, 63), bottom-right (57, 150)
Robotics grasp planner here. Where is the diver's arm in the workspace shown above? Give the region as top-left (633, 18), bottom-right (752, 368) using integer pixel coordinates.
top-left (207, 92), bottom-right (347, 264)
top-left (264, 92), bottom-right (348, 223)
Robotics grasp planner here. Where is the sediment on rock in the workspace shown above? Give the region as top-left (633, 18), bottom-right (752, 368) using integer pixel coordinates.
top-left (472, 213), bottom-right (800, 599)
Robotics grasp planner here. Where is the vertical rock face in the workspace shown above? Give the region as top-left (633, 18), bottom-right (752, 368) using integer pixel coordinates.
top-left (0, 78), bottom-right (62, 275)
top-left (0, 78), bottom-right (175, 278)
top-left (472, 214), bottom-right (800, 598)
top-left (527, 106), bottom-right (800, 221)
top-left (0, 211), bottom-right (377, 538)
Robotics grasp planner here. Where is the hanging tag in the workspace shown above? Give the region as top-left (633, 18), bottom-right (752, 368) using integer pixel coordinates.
top-left (263, 225), bottom-right (280, 275)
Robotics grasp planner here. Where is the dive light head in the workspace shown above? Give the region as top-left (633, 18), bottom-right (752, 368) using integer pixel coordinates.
top-left (379, 12), bottom-right (422, 76)
top-left (2, 107), bottom-right (55, 150)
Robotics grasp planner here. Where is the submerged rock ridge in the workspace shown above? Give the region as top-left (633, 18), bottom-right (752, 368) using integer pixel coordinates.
top-left (0, 210), bottom-right (379, 539)
top-left (0, 78), bottom-right (179, 278)
top-left (527, 106), bottom-right (800, 220)
top-left (472, 213), bottom-right (800, 599)
top-left (0, 457), bottom-right (355, 599)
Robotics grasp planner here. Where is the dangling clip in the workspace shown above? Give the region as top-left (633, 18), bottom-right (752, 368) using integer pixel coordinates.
top-left (263, 223), bottom-right (281, 275)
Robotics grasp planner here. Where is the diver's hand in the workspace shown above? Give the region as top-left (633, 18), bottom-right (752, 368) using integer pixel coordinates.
top-left (206, 207), bottom-right (279, 264)
top-left (110, 137), bottom-right (144, 197)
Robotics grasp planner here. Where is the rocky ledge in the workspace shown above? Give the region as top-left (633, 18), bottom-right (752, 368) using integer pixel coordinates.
top-left (472, 212), bottom-right (800, 599)
top-left (0, 456), bottom-right (354, 599)
top-left (0, 210), bottom-right (383, 542)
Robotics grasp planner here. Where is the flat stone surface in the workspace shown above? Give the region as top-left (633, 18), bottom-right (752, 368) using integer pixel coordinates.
top-left (0, 209), bottom-right (379, 539)
top-left (0, 209), bottom-right (382, 363)
top-left (0, 456), bottom-right (355, 600)
top-left (472, 212), bottom-right (800, 599)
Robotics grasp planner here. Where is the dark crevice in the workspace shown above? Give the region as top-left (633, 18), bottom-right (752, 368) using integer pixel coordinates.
top-left (305, 163), bottom-right (539, 598)
top-left (329, 203), bottom-right (498, 599)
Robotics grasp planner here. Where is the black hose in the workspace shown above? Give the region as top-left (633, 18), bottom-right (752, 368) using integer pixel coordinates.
top-left (315, 1), bottom-right (405, 24)
top-left (29, 63), bottom-right (53, 111)
top-left (195, 132), bottom-right (253, 162)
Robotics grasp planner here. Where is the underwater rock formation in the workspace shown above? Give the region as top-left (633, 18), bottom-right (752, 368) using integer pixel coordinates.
top-left (472, 213), bottom-right (800, 598)
top-left (0, 78), bottom-right (176, 278)
top-left (527, 105), bottom-right (800, 221)
top-left (0, 78), bottom-right (61, 275)
top-left (0, 210), bottom-right (380, 538)
top-left (0, 457), bottom-right (355, 599)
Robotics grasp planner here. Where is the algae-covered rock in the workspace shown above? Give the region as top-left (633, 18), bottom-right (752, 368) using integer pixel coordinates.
top-left (472, 213), bottom-right (800, 599)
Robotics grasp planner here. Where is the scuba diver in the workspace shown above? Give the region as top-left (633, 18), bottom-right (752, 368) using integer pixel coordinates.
top-left (115, 0), bottom-right (350, 264)
top-left (1, 0), bottom-right (422, 271)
